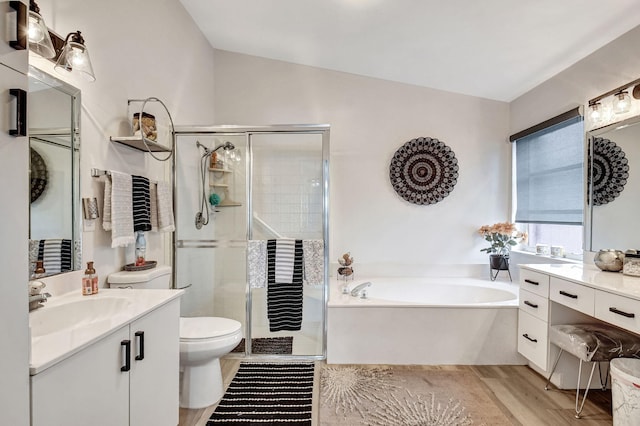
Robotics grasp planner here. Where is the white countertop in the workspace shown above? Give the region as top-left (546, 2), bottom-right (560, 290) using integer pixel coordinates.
top-left (29, 288), bottom-right (183, 375)
top-left (519, 263), bottom-right (640, 301)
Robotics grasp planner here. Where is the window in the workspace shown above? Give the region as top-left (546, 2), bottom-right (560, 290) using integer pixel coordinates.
top-left (511, 108), bottom-right (584, 257)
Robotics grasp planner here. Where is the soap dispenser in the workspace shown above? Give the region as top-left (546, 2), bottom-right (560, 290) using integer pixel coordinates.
top-left (34, 260), bottom-right (46, 279)
top-left (135, 231), bottom-right (146, 266)
top-left (82, 261), bottom-right (97, 295)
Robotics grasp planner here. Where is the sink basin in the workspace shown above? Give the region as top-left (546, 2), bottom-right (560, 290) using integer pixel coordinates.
top-left (30, 297), bottom-right (132, 338)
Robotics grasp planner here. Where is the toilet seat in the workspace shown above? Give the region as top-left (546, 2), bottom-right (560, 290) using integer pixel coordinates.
top-left (180, 317), bottom-right (241, 341)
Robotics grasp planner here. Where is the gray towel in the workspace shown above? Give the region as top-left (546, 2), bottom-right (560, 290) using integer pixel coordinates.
top-left (110, 171), bottom-right (135, 247)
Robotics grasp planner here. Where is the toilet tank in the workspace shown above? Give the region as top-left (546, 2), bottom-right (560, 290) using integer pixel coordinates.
top-left (107, 265), bottom-right (172, 289)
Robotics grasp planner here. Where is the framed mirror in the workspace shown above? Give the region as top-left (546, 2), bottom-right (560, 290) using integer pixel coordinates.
top-left (585, 114), bottom-right (640, 252)
top-left (28, 66), bottom-right (81, 278)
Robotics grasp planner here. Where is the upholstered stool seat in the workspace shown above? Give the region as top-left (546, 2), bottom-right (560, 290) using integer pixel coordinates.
top-left (545, 323), bottom-right (640, 419)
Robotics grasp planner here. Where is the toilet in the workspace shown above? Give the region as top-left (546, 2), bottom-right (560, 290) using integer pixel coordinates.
top-left (107, 265), bottom-right (242, 409)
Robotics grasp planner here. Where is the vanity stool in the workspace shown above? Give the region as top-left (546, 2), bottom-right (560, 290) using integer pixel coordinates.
top-left (545, 323), bottom-right (640, 419)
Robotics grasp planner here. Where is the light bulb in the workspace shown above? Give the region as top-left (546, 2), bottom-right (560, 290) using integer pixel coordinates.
top-left (613, 91), bottom-right (631, 114)
top-left (66, 45), bottom-right (86, 67)
top-left (28, 16), bottom-right (45, 43)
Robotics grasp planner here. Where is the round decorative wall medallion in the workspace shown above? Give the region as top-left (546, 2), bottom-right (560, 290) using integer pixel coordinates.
top-left (591, 137), bottom-right (629, 206)
top-left (30, 147), bottom-right (48, 203)
top-left (389, 137), bottom-right (459, 205)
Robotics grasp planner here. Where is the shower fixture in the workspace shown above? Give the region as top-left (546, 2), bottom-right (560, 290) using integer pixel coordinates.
top-left (194, 140), bottom-right (239, 229)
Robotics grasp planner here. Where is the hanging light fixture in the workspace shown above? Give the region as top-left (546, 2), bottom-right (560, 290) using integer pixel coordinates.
top-left (54, 31), bottom-right (95, 82)
top-left (28, 0), bottom-right (55, 58)
top-left (612, 90), bottom-right (631, 114)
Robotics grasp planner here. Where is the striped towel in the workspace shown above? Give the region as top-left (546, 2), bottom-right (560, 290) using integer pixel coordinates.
top-left (102, 176), bottom-right (112, 231)
top-left (267, 239), bottom-right (304, 332)
top-left (156, 181), bottom-right (175, 232)
top-left (37, 239), bottom-right (73, 274)
top-left (248, 240), bottom-right (267, 289)
top-left (302, 239), bottom-right (324, 286)
top-left (110, 171), bottom-right (135, 247)
top-left (132, 175), bottom-right (151, 232)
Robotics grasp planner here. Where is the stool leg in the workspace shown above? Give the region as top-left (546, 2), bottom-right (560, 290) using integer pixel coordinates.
top-left (575, 359), bottom-right (598, 419)
top-left (545, 348), bottom-right (564, 391)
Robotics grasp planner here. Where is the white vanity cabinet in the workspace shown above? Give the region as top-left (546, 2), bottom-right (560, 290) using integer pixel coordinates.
top-left (517, 263), bottom-right (640, 388)
top-left (30, 298), bottom-right (180, 426)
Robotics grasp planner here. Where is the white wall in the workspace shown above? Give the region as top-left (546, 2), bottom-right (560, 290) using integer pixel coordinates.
top-left (212, 49), bottom-right (511, 275)
top-left (30, 0), bottom-right (217, 285)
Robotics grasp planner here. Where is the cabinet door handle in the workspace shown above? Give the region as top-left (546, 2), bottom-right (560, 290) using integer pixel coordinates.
top-left (135, 331), bottom-right (145, 361)
top-left (559, 290), bottom-right (578, 299)
top-left (121, 340), bottom-right (131, 372)
top-left (523, 333), bottom-right (538, 343)
top-left (609, 307), bottom-right (635, 318)
top-left (524, 279), bottom-right (539, 286)
top-left (8, 1), bottom-right (27, 51)
top-left (9, 88), bottom-right (27, 136)
top-left (524, 300), bottom-right (538, 309)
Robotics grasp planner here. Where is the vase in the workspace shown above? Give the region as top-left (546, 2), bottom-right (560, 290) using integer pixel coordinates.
top-left (489, 254), bottom-right (509, 270)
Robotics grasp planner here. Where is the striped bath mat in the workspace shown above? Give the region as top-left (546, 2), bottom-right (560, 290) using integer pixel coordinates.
top-left (207, 362), bottom-right (314, 425)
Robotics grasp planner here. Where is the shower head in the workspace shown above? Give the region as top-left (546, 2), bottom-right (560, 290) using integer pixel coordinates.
top-left (213, 141), bottom-right (235, 152)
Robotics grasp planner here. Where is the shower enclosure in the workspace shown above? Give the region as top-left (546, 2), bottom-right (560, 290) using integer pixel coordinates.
top-left (173, 125), bottom-right (329, 359)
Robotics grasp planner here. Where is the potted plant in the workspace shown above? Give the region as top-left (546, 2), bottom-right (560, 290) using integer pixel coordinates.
top-left (478, 222), bottom-right (527, 271)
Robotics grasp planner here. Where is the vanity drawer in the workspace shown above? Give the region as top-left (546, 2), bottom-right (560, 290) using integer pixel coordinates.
top-left (595, 290), bottom-right (640, 334)
top-left (550, 277), bottom-right (594, 316)
top-left (517, 310), bottom-right (548, 370)
top-left (519, 289), bottom-right (549, 321)
top-left (519, 269), bottom-right (550, 297)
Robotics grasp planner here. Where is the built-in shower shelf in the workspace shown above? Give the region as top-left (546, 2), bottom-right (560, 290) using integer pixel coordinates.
top-left (209, 168), bottom-right (232, 173)
top-left (110, 136), bottom-right (171, 152)
top-left (217, 202), bottom-right (242, 207)
top-left (210, 183), bottom-right (229, 188)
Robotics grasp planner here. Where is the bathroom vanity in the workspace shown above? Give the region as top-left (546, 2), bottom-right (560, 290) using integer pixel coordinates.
top-left (517, 263), bottom-right (640, 388)
top-left (29, 289), bottom-right (182, 426)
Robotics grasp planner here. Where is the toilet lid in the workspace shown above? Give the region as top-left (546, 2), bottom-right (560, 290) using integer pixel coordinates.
top-left (180, 317), bottom-right (241, 340)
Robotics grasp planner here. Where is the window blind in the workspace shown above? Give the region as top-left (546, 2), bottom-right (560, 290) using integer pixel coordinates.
top-left (514, 115), bottom-right (584, 225)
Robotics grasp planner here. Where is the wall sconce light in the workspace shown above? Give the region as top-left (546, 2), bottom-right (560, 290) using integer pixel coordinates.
top-left (612, 90), bottom-right (631, 114)
top-left (28, 0), bottom-right (55, 58)
top-left (588, 101), bottom-right (603, 124)
top-left (53, 31), bottom-right (95, 82)
top-left (27, 1), bottom-right (96, 82)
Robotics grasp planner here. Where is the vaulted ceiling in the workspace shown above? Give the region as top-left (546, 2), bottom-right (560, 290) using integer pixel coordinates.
top-left (180, 0), bottom-right (640, 101)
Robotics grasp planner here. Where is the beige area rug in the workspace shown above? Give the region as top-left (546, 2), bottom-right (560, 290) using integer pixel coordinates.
top-left (319, 365), bottom-right (513, 426)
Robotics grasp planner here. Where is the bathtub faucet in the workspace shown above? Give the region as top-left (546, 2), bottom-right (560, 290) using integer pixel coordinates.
top-left (350, 282), bottom-right (372, 298)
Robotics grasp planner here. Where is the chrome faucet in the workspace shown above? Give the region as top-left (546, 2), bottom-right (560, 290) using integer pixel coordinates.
top-left (29, 281), bottom-right (51, 311)
top-left (350, 281), bottom-right (372, 298)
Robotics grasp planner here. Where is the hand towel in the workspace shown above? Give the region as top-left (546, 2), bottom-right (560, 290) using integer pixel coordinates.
top-left (102, 176), bottom-right (112, 231)
top-left (248, 240), bottom-right (267, 289)
top-left (110, 171), bottom-right (135, 247)
top-left (266, 239), bottom-right (304, 332)
top-left (268, 239), bottom-right (296, 283)
top-left (42, 239), bottom-right (62, 274)
top-left (302, 239), bottom-right (324, 286)
top-left (156, 181), bottom-right (175, 232)
top-left (60, 239), bottom-right (72, 272)
top-left (132, 175), bottom-right (151, 232)
top-left (149, 182), bottom-right (158, 231)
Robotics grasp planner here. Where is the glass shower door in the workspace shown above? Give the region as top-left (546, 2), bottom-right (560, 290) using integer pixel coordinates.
top-left (249, 132), bottom-right (326, 357)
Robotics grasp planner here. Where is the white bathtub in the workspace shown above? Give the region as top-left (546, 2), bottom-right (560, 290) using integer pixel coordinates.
top-left (327, 277), bottom-right (526, 365)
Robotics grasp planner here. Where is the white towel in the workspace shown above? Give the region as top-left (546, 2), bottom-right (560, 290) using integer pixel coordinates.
top-left (248, 240), bottom-right (267, 289)
top-left (150, 182), bottom-right (158, 231)
top-left (274, 239), bottom-right (296, 283)
top-left (102, 176), bottom-right (112, 231)
top-left (156, 181), bottom-right (175, 232)
top-left (110, 171), bottom-right (135, 247)
top-left (303, 239), bottom-right (324, 286)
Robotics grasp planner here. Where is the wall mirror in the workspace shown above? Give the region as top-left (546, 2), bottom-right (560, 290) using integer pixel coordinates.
top-left (28, 66), bottom-right (81, 278)
top-left (586, 114), bottom-right (640, 252)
